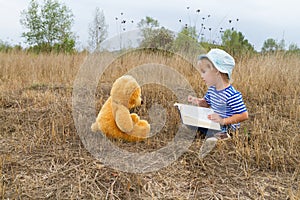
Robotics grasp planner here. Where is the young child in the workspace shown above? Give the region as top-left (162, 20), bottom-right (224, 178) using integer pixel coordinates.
top-left (188, 48), bottom-right (248, 158)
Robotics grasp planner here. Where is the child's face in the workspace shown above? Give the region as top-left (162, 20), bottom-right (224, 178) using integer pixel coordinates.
top-left (198, 58), bottom-right (219, 87)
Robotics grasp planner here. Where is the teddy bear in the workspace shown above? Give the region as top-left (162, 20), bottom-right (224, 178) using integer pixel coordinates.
top-left (91, 75), bottom-right (150, 142)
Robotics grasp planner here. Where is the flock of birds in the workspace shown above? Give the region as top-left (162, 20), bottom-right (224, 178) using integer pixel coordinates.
top-left (106, 7), bottom-right (240, 43)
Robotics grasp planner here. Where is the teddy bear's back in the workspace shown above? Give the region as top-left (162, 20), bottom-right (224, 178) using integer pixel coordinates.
top-left (98, 97), bottom-right (116, 135)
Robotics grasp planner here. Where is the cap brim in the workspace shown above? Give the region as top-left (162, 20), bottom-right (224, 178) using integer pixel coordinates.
top-left (198, 55), bottom-right (227, 73)
top-left (198, 54), bottom-right (231, 79)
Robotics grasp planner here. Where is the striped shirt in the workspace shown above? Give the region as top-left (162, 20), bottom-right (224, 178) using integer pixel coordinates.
top-left (204, 85), bottom-right (247, 130)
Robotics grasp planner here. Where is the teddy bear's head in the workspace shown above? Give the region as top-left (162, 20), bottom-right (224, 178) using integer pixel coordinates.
top-left (110, 75), bottom-right (142, 109)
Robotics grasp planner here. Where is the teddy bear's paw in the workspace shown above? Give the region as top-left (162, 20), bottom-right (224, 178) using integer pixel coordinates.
top-left (132, 120), bottom-right (150, 135)
top-left (130, 113), bottom-right (140, 123)
top-left (136, 119), bottom-right (150, 127)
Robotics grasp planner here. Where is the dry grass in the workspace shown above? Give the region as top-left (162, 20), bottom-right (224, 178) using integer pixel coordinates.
top-left (0, 50), bottom-right (299, 199)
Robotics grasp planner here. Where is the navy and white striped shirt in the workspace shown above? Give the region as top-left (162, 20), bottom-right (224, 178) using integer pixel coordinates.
top-left (204, 85), bottom-right (247, 130)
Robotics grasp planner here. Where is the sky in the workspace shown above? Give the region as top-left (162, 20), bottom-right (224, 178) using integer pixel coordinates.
top-left (0, 0), bottom-right (299, 51)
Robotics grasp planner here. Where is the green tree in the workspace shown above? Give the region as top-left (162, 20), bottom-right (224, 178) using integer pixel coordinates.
top-left (261, 38), bottom-right (278, 53)
top-left (287, 43), bottom-right (300, 54)
top-left (180, 26), bottom-right (198, 40)
top-left (140, 27), bottom-right (174, 50)
top-left (88, 7), bottom-right (108, 52)
top-left (221, 29), bottom-right (254, 56)
top-left (137, 17), bottom-right (174, 50)
top-left (137, 16), bottom-right (159, 39)
top-left (172, 26), bottom-right (204, 56)
top-left (0, 40), bottom-right (13, 52)
top-left (278, 39), bottom-right (285, 51)
top-left (288, 43), bottom-right (299, 51)
top-left (20, 0), bottom-right (75, 53)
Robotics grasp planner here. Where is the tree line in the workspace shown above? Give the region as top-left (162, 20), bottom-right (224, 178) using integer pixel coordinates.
top-left (1, 0), bottom-right (300, 55)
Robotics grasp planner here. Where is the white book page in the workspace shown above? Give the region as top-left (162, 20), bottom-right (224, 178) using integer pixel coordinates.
top-left (174, 103), bottom-right (221, 130)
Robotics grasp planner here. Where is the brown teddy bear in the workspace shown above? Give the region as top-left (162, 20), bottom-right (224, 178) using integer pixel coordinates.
top-left (91, 75), bottom-right (150, 142)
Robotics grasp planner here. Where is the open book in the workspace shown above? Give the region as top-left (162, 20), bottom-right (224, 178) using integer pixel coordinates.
top-left (174, 103), bottom-right (221, 131)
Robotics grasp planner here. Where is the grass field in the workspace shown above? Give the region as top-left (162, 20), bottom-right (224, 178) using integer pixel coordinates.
top-left (0, 50), bottom-right (299, 199)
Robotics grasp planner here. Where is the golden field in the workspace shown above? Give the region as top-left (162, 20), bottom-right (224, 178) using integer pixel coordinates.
top-left (0, 50), bottom-right (299, 199)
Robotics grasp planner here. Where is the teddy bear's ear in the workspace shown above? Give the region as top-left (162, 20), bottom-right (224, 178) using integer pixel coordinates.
top-left (113, 103), bottom-right (134, 133)
top-left (128, 87), bottom-right (141, 108)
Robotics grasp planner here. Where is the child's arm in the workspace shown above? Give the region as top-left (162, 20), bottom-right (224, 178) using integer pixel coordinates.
top-left (188, 95), bottom-right (209, 107)
top-left (208, 111), bottom-right (249, 125)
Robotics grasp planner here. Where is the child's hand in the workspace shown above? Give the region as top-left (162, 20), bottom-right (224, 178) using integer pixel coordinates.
top-left (208, 113), bottom-right (225, 125)
top-left (188, 95), bottom-right (208, 107)
top-left (188, 95), bottom-right (199, 105)
top-left (197, 98), bottom-right (208, 107)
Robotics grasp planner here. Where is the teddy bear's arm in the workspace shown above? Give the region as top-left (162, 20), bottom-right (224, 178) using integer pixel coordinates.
top-left (130, 113), bottom-right (140, 123)
top-left (115, 104), bottom-right (134, 133)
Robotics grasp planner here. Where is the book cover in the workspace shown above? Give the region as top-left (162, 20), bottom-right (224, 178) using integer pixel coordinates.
top-left (174, 103), bottom-right (221, 131)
